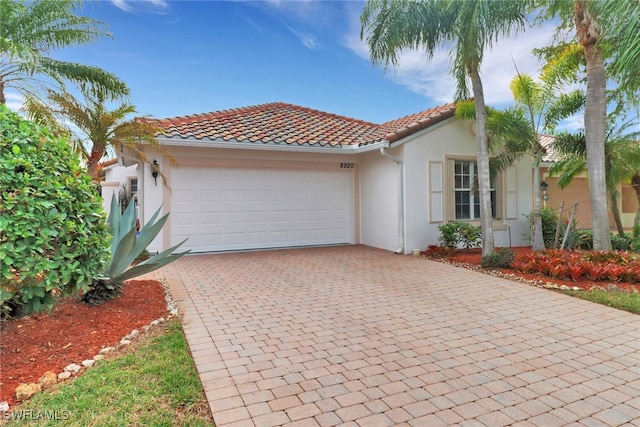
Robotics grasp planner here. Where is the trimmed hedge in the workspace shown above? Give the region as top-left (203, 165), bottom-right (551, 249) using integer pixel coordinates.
top-left (0, 106), bottom-right (110, 316)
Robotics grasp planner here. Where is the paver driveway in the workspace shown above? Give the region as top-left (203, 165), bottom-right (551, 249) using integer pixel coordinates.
top-left (154, 245), bottom-right (640, 426)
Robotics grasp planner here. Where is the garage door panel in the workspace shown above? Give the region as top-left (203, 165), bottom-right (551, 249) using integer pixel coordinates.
top-left (170, 166), bottom-right (354, 252)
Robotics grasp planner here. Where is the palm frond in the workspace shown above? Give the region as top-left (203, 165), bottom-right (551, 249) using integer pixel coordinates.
top-left (544, 90), bottom-right (585, 131)
top-left (548, 156), bottom-right (587, 188)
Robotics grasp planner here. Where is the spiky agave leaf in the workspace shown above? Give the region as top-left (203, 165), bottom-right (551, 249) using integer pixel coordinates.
top-left (110, 240), bottom-right (189, 283)
top-left (84, 196), bottom-right (189, 305)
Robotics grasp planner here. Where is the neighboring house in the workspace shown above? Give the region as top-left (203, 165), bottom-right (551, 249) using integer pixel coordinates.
top-left (539, 135), bottom-right (638, 230)
top-left (99, 159), bottom-right (139, 215)
top-left (113, 102), bottom-right (533, 254)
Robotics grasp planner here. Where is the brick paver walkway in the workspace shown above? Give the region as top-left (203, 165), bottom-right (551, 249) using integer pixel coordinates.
top-left (154, 245), bottom-right (640, 426)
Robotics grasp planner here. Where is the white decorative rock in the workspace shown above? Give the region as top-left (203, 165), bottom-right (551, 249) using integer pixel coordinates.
top-left (81, 359), bottom-right (96, 368)
top-left (150, 320), bottom-right (160, 327)
top-left (58, 372), bottom-right (72, 380)
top-left (99, 347), bottom-right (116, 355)
top-left (120, 339), bottom-right (131, 346)
top-left (129, 329), bottom-right (139, 338)
top-left (93, 354), bottom-right (105, 361)
top-left (64, 363), bottom-right (81, 374)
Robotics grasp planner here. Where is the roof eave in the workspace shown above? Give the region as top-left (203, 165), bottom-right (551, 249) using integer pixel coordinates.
top-left (386, 115), bottom-right (455, 148)
top-left (154, 136), bottom-right (356, 154)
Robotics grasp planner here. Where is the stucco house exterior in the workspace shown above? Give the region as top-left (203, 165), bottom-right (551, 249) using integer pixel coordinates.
top-left (110, 102), bottom-right (534, 254)
top-left (538, 135), bottom-right (639, 230)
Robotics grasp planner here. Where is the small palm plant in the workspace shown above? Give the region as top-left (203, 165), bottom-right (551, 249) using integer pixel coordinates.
top-left (83, 195), bottom-right (189, 306)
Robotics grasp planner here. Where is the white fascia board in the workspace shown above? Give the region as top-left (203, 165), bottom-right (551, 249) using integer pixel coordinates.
top-left (352, 140), bottom-right (388, 153)
top-left (155, 137), bottom-right (355, 154)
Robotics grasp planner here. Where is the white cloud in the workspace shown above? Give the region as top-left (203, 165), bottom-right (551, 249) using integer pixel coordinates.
top-left (111, 0), bottom-right (132, 12)
top-left (348, 17), bottom-right (557, 106)
top-left (110, 0), bottom-right (168, 13)
top-left (5, 91), bottom-right (25, 114)
top-left (287, 26), bottom-right (319, 50)
top-left (557, 114), bottom-right (584, 133)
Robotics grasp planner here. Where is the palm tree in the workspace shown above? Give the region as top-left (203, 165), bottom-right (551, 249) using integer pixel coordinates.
top-left (455, 69), bottom-right (583, 251)
top-left (25, 86), bottom-right (166, 181)
top-left (360, 0), bottom-right (528, 256)
top-left (549, 119), bottom-right (640, 237)
top-left (588, 0), bottom-right (640, 107)
top-left (0, 0), bottom-right (128, 105)
top-left (541, 0), bottom-right (640, 250)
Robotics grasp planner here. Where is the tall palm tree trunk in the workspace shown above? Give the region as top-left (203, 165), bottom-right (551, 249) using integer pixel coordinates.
top-left (86, 143), bottom-right (106, 182)
top-left (0, 78), bottom-right (5, 105)
top-left (609, 190), bottom-right (625, 237)
top-left (576, 0), bottom-right (612, 251)
top-left (532, 151), bottom-right (545, 251)
top-left (469, 67), bottom-right (495, 256)
top-left (632, 174), bottom-right (640, 226)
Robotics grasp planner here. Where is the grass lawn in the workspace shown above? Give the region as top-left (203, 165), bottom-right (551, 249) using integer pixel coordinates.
top-left (562, 289), bottom-right (640, 315)
top-left (4, 320), bottom-right (215, 426)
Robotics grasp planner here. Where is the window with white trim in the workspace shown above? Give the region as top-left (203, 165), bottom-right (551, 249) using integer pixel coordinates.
top-left (453, 160), bottom-right (497, 220)
top-left (129, 178), bottom-right (138, 197)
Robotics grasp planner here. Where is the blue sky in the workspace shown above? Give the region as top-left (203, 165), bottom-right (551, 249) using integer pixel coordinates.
top-left (8, 0), bottom-right (562, 125)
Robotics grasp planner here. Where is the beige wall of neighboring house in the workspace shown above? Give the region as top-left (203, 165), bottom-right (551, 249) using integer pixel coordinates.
top-left (541, 166), bottom-right (637, 230)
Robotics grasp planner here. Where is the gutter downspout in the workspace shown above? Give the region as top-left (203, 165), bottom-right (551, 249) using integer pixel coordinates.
top-left (379, 147), bottom-right (405, 254)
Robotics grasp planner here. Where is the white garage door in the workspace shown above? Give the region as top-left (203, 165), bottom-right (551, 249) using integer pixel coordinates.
top-left (170, 166), bottom-right (355, 252)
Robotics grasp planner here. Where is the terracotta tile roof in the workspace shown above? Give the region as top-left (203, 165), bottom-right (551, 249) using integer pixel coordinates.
top-left (145, 101), bottom-right (456, 148)
top-left (369, 103), bottom-right (457, 144)
top-left (538, 134), bottom-right (559, 162)
top-left (99, 158), bottom-right (119, 168)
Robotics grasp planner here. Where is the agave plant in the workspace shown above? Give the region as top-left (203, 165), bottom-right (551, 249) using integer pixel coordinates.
top-left (83, 195), bottom-right (189, 306)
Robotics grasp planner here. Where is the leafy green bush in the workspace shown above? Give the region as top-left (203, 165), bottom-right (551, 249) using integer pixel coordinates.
top-left (437, 222), bottom-right (458, 248)
top-left (611, 233), bottom-right (631, 251)
top-left (0, 106), bottom-right (110, 317)
top-left (631, 225), bottom-right (640, 253)
top-left (524, 207), bottom-right (558, 248)
top-left (481, 248), bottom-right (515, 269)
top-left (438, 222), bottom-right (482, 249)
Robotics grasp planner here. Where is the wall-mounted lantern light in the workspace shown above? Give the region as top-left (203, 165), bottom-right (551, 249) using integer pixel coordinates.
top-left (540, 180), bottom-right (549, 205)
top-left (151, 160), bottom-right (159, 186)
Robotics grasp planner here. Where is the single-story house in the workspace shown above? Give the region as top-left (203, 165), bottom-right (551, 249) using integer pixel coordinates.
top-left (107, 102), bottom-right (534, 254)
top-left (538, 135), bottom-right (639, 230)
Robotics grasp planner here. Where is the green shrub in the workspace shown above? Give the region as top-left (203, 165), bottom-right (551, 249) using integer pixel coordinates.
top-left (437, 222), bottom-right (458, 248)
top-left (438, 222), bottom-right (482, 249)
top-left (611, 234), bottom-right (631, 251)
top-left (0, 106), bottom-right (110, 317)
top-left (524, 207), bottom-right (559, 248)
top-left (481, 248), bottom-right (515, 269)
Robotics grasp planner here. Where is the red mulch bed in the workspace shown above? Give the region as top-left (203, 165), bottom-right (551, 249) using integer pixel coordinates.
top-left (0, 280), bottom-right (168, 409)
top-left (439, 246), bottom-right (640, 293)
